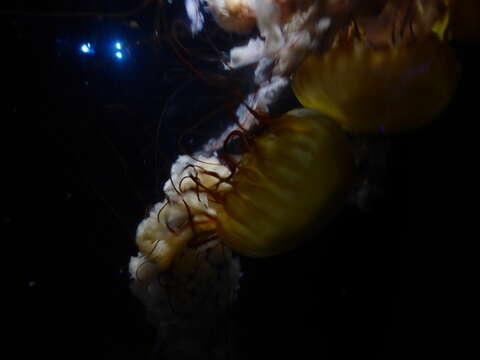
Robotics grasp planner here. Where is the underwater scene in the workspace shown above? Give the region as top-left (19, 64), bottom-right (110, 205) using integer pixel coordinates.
top-left (2, 1), bottom-right (479, 359)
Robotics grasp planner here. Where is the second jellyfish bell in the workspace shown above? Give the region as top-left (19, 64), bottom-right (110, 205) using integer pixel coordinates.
top-left (292, 36), bottom-right (460, 133)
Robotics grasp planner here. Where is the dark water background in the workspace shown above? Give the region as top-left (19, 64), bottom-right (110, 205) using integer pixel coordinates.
top-left (2, 1), bottom-right (477, 359)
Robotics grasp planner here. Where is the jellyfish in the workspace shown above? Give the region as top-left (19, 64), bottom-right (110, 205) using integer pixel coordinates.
top-left (132, 1), bottom-right (466, 276)
top-left (130, 0), bottom-right (469, 305)
top-left (129, 1), bottom-right (472, 358)
top-left (292, 0), bottom-right (460, 133)
top-left (133, 108), bottom-right (353, 282)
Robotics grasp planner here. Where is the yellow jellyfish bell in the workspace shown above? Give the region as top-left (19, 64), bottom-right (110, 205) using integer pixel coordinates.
top-left (292, 36), bottom-right (459, 133)
top-left (216, 108), bottom-right (354, 257)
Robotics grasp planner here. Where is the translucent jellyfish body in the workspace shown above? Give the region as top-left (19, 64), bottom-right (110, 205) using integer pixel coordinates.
top-left (217, 108), bottom-right (354, 256)
top-left (292, 37), bottom-right (459, 133)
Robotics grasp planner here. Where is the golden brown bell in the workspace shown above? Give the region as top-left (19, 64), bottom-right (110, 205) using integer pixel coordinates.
top-left (292, 37), bottom-right (459, 133)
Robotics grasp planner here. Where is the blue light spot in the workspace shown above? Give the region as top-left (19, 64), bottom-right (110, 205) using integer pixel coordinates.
top-left (115, 51), bottom-right (123, 59)
top-left (115, 42), bottom-right (122, 50)
top-left (80, 42), bottom-right (93, 54)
